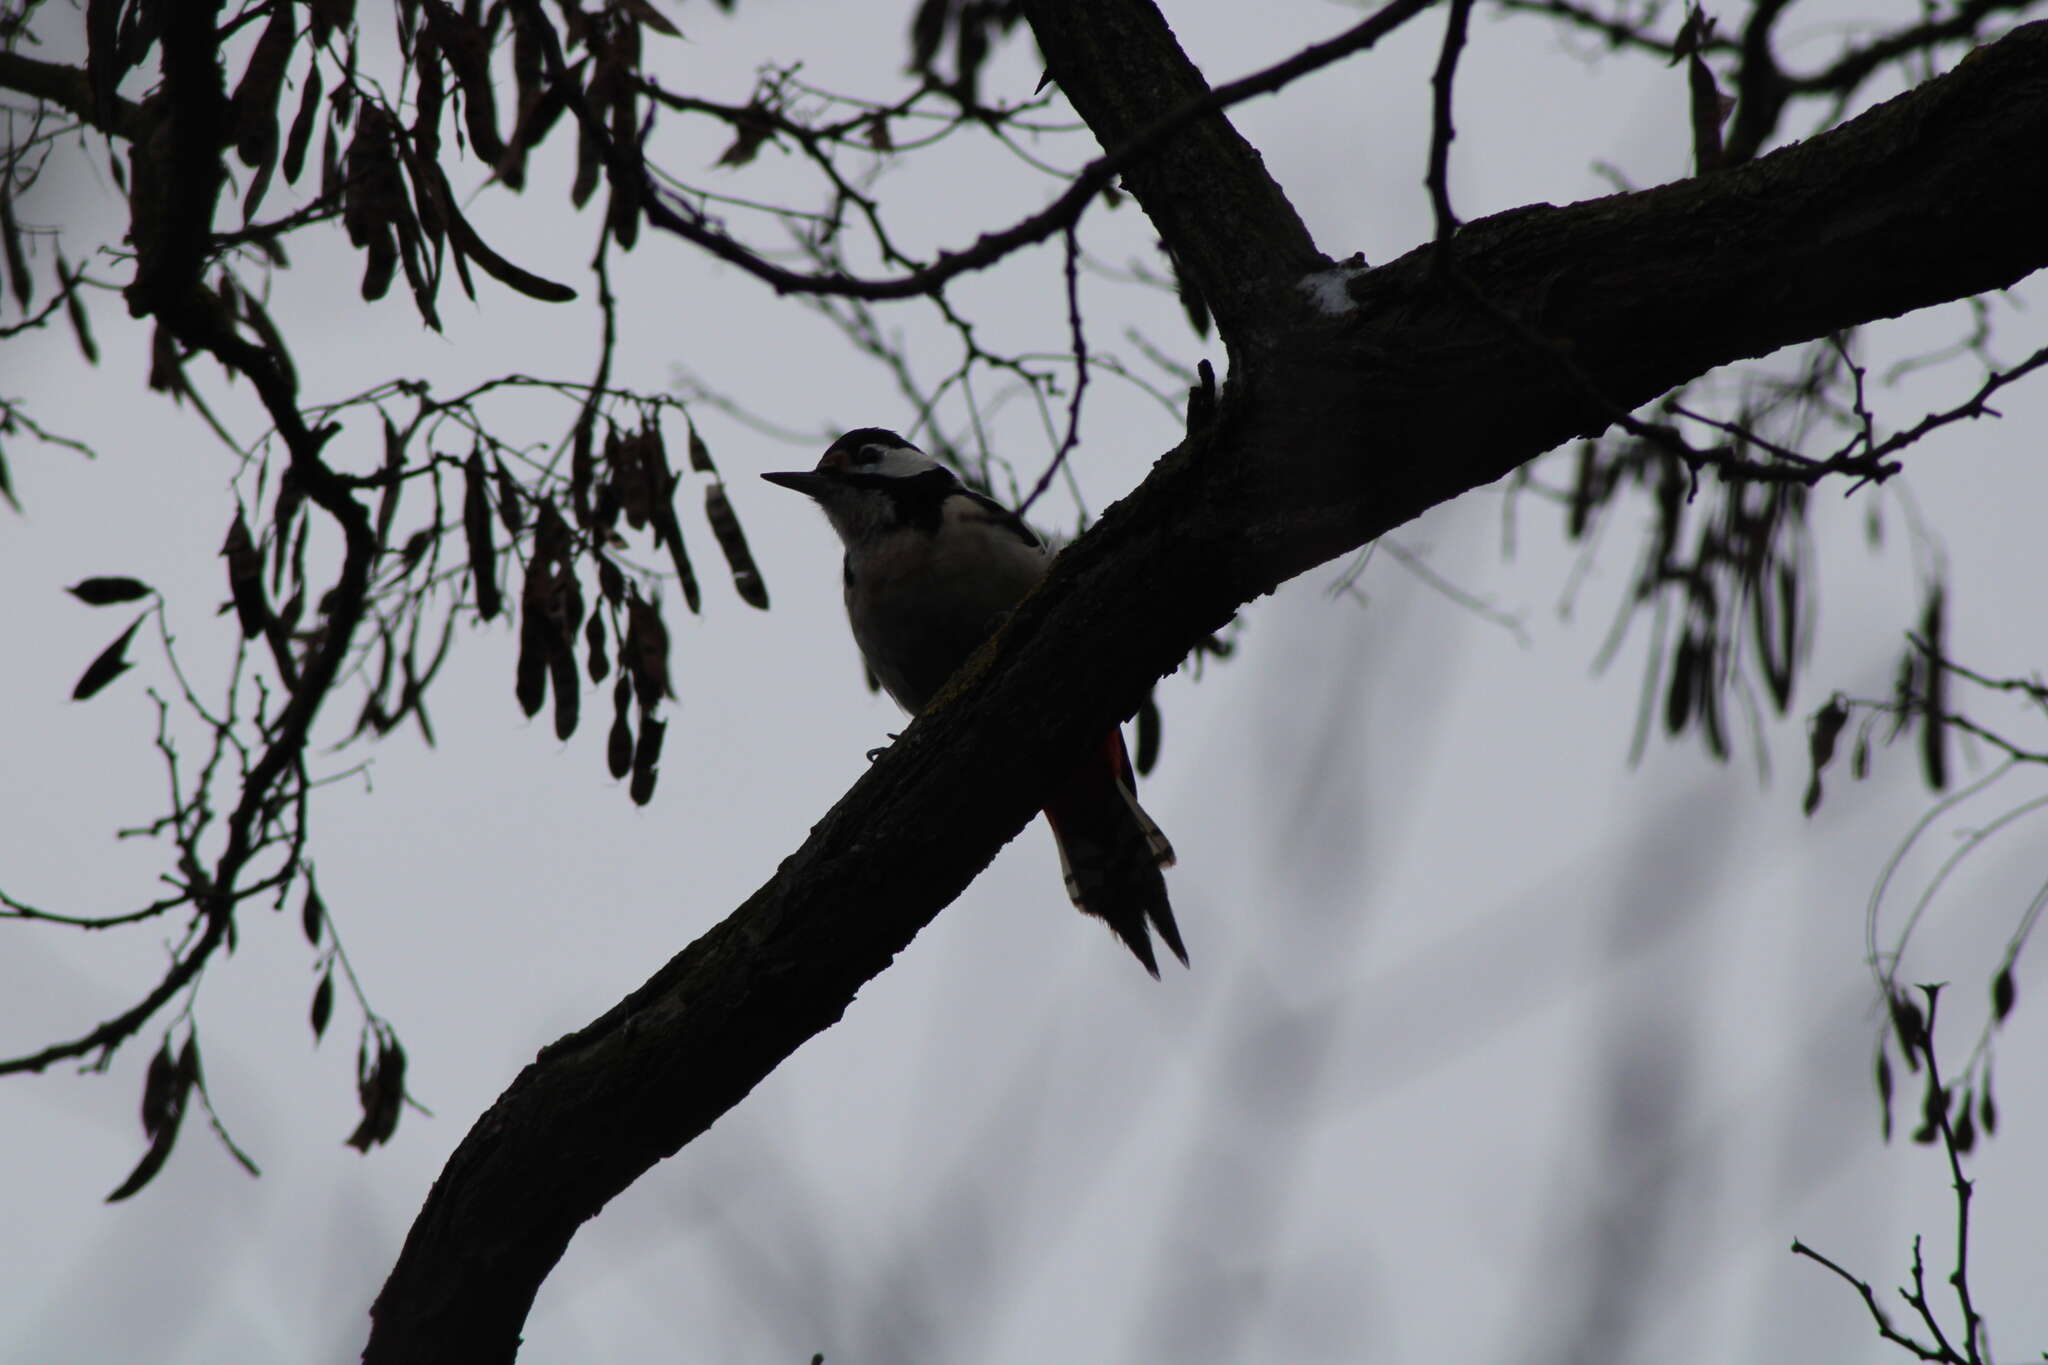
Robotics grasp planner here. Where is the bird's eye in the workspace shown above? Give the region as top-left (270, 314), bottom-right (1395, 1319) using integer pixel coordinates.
top-left (853, 446), bottom-right (882, 467)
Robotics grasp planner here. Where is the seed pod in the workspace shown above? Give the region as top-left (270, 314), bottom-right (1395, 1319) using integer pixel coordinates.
top-left (630, 714), bottom-right (666, 806)
top-left (463, 448), bottom-right (500, 620)
top-left (705, 483), bottom-right (768, 609)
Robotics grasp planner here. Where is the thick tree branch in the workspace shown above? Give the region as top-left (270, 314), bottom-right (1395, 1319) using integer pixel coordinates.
top-left (0, 48), bottom-right (149, 140)
top-left (1023, 0), bottom-right (1345, 337)
top-left (363, 19), bottom-right (2048, 1362)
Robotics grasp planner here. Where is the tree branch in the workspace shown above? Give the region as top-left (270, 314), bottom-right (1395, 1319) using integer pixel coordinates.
top-left (0, 48), bottom-right (149, 141)
top-left (519, 0), bottom-right (1428, 324)
top-left (364, 19), bottom-right (2048, 1361)
top-left (1, 1), bottom-right (383, 1081)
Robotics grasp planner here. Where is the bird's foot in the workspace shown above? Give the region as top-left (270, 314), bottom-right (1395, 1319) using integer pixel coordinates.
top-left (865, 732), bottom-right (902, 763)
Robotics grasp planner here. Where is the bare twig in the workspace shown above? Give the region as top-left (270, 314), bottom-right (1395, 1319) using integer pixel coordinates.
top-left (1426, 0), bottom-right (1473, 251)
top-left (519, 0), bottom-right (1438, 304)
top-left (1016, 227), bottom-right (1088, 518)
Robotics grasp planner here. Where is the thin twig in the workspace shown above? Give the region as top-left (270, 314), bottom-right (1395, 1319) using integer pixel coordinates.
top-left (1425, 0), bottom-right (1473, 253)
top-left (1017, 227), bottom-right (1088, 518)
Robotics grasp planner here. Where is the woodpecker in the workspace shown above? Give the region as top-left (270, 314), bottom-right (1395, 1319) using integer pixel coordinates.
top-left (763, 428), bottom-right (1187, 975)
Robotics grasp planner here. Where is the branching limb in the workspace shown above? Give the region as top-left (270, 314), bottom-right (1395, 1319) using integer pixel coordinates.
top-left (521, 0), bottom-right (1435, 313)
top-left (1795, 988), bottom-right (1998, 1364)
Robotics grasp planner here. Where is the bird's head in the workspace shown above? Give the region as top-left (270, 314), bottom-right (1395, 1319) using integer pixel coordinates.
top-left (762, 428), bottom-right (959, 544)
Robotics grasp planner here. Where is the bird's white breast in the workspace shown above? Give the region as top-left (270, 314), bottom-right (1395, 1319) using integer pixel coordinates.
top-left (844, 496), bottom-right (1049, 712)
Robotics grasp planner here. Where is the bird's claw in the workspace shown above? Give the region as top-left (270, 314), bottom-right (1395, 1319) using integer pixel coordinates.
top-left (865, 732), bottom-right (902, 763)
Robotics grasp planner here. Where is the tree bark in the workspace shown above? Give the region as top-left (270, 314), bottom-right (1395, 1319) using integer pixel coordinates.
top-left (363, 8), bottom-right (2048, 1359)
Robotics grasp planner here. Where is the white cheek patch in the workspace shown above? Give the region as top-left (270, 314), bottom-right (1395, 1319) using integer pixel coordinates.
top-left (866, 446), bottom-right (944, 480)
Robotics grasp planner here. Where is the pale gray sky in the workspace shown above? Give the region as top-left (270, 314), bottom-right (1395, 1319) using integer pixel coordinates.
top-left (4, 2), bottom-right (2045, 1362)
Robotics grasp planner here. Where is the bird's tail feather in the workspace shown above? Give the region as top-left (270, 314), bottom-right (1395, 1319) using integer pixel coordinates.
top-left (1044, 731), bottom-right (1186, 976)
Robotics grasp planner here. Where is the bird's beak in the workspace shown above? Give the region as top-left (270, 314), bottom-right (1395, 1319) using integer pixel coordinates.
top-left (761, 470), bottom-right (835, 498)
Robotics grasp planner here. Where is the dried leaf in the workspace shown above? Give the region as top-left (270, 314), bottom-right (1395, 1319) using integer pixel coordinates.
top-left (333, 38), bottom-right (357, 123)
top-left (283, 64), bottom-right (324, 184)
top-left (1875, 1047), bottom-right (1894, 1143)
top-left (231, 1), bottom-right (296, 225)
top-left (140, 1036), bottom-right (179, 1136)
top-left (309, 0), bottom-right (355, 46)
top-left (612, 428), bottom-right (654, 529)
top-left (111, 1035), bottom-right (194, 1202)
top-left (704, 483), bottom-right (768, 609)
top-left (321, 116), bottom-right (342, 200)
top-left (585, 611), bottom-right (609, 682)
top-left (1699, 665), bottom-right (1727, 761)
top-left (549, 629), bottom-right (580, 741)
top-left (1686, 50), bottom-right (1725, 174)
top-left (302, 882), bottom-right (325, 945)
top-left (1952, 1091), bottom-right (1977, 1153)
top-left (68, 576), bottom-right (153, 606)
top-left (685, 420), bottom-right (714, 474)
top-left (623, 594), bottom-right (673, 707)
top-left (1911, 1079), bottom-right (1942, 1145)
top-left (1919, 587), bottom-right (1948, 791)
top-left (58, 251), bottom-right (98, 364)
top-left (72, 615), bottom-right (145, 701)
top-left (646, 451), bottom-right (702, 614)
top-left (345, 1036), bottom-right (406, 1152)
top-left (1992, 965), bottom-right (2016, 1023)
top-left (421, 0), bottom-right (504, 163)
top-left (619, 0), bottom-right (682, 38)
top-left (515, 562), bottom-right (550, 719)
top-left (1670, 4), bottom-right (1712, 61)
top-left (106, 1112), bottom-right (183, 1202)
top-left (463, 448), bottom-right (500, 620)
top-left (1889, 992), bottom-right (1926, 1057)
top-left (572, 113), bottom-right (602, 209)
top-left (715, 117), bottom-right (776, 169)
top-left (492, 456), bottom-right (523, 533)
top-left (396, 527), bottom-right (434, 576)
top-left (375, 416), bottom-right (405, 548)
top-left (630, 714), bottom-right (666, 806)
top-left (311, 971), bottom-right (335, 1041)
top-left (1664, 631), bottom-right (1698, 736)
top-left (412, 25), bottom-right (445, 151)
top-left (0, 185), bottom-right (31, 310)
top-left (148, 322), bottom-right (186, 398)
top-left (223, 511), bottom-right (269, 639)
top-left (908, 0), bottom-right (948, 73)
top-left (607, 160), bottom-right (641, 250)
top-left (608, 698), bottom-right (633, 780)
top-left (1566, 442), bottom-right (1598, 540)
top-left (242, 140), bottom-right (278, 225)
top-left (1135, 696), bottom-right (1161, 777)
top-left (502, 73), bottom-right (570, 191)
top-left (360, 220), bottom-right (399, 302)
top-left (1754, 560), bottom-right (1795, 712)
top-left (342, 107), bottom-right (412, 303)
top-left (1803, 695), bottom-right (1847, 817)
top-left (594, 554), bottom-right (625, 609)
top-left (500, 11), bottom-right (546, 190)
top-left (438, 181), bottom-right (577, 302)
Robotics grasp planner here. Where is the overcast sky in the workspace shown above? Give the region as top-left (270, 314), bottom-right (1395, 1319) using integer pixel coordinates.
top-left (5, 2), bottom-right (2045, 1362)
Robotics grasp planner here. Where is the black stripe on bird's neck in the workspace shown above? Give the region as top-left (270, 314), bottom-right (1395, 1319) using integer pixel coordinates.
top-left (842, 467), bottom-right (961, 535)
